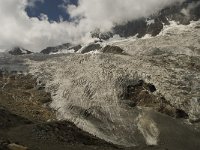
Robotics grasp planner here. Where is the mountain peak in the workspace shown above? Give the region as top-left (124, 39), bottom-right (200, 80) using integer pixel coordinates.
top-left (8, 47), bottom-right (33, 55)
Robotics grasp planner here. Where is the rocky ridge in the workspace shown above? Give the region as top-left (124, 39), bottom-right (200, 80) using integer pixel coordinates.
top-left (8, 47), bottom-right (33, 55)
top-left (92, 0), bottom-right (200, 39)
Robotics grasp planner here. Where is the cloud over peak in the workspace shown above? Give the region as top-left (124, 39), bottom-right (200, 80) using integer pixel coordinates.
top-left (0, 0), bottom-right (184, 52)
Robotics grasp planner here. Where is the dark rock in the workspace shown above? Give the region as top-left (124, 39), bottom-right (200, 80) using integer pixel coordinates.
top-left (41, 47), bottom-right (59, 54)
top-left (137, 80), bottom-right (144, 86)
top-left (102, 45), bottom-right (125, 55)
top-left (68, 45), bottom-right (82, 52)
top-left (113, 18), bottom-right (147, 38)
top-left (37, 86), bottom-right (45, 90)
top-left (0, 70), bottom-right (3, 78)
top-left (41, 43), bottom-right (71, 54)
top-left (120, 80), bottom-right (188, 119)
top-left (38, 93), bottom-right (52, 104)
top-left (159, 105), bottom-right (177, 118)
top-left (146, 18), bottom-right (164, 36)
top-left (92, 1), bottom-right (200, 40)
top-left (195, 26), bottom-right (200, 29)
top-left (0, 139), bottom-right (10, 150)
top-left (8, 47), bottom-right (33, 55)
top-left (176, 109), bottom-right (189, 119)
top-left (91, 29), bottom-right (113, 40)
top-left (94, 39), bottom-right (103, 43)
top-left (24, 84), bottom-right (34, 90)
top-left (190, 118), bottom-right (200, 124)
top-left (81, 43), bottom-right (102, 54)
top-left (122, 80), bottom-right (156, 107)
top-left (147, 83), bottom-right (157, 93)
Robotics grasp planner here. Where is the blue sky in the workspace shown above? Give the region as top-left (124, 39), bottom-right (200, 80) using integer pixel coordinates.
top-left (26, 0), bottom-right (78, 22)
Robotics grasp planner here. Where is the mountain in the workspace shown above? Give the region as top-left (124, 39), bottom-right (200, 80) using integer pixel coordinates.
top-left (8, 47), bottom-right (33, 55)
top-left (92, 0), bottom-right (200, 39)
top-left (40, 43), bottom-right (72, 54)
top-left (80, 43), bottom-right (102, 54)
top-left (40, 42), bottom-right (103, 55)
top-left (39, 1), bottom-right (200, 55)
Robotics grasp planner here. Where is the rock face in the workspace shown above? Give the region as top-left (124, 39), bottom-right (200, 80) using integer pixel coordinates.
top-left (40, 43), bottom-right (71, 54)
top-left (40, 43), bottom-right (70, 54)
top-left (93, 0), bottom-right (200, 39)
top-left (80, 43), bottom-right (102, 54)
top-left (8, 47), bottom-right (33, 55)
top-left (120, 80), bottom-right (189, 119)
top-left (68, 45), bottom-right (82, 52)
top-left (40, 43), bottom-right (82, 54)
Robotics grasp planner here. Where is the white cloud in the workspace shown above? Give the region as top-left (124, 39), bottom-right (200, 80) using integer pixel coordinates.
top-left (69, 0), bottom-right (180, 30)
top-left (0, 0), bottom-right (184, 52)
top-left (27, 0), bottom-right (44, 7)
top-left (181, 1), bottom-right (200, 17)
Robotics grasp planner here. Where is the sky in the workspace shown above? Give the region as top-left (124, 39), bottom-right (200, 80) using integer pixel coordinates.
top-left (0, 0), bottom-right (185, 52)
top-left (26, 0), bottom-right (78, 22)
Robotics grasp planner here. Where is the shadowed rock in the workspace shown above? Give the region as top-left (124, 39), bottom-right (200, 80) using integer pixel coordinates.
top-left (8, 47), bottom-right (33, 55)
top-left (92, 0), bottom-right (200, 39)
top-left (101, 45), bottom-right (126, 55)
top-left (81, 43), bottom-right (102, 54)
top-left (68, 45), bottom-right (82, 52)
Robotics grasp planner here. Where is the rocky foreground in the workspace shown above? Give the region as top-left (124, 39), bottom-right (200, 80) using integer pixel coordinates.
top-left (0, 73), bottom-right (120, 150)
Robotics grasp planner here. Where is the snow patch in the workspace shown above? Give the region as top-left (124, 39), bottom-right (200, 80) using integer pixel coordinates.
top-left (158, 20), bottom-right (200, 36)
top-left (137, 114), bottom-right (160, 145)
top-left (50, 49), bottom-right (75, 55)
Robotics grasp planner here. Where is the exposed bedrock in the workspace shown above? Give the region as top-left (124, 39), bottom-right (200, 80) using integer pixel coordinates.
top-left (92, 0), bottom-right (200, 39)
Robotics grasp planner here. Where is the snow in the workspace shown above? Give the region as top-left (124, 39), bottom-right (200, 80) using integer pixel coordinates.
top-left (146, 19), bottom-right (155, 25)
top-left (50, 49), bottom-right (75, 55)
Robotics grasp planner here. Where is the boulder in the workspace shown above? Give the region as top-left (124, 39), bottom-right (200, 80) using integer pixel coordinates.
top-left (101, 45), bottom-right (125, 55)
top-left (8, 47), bottom-right (32, 55)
